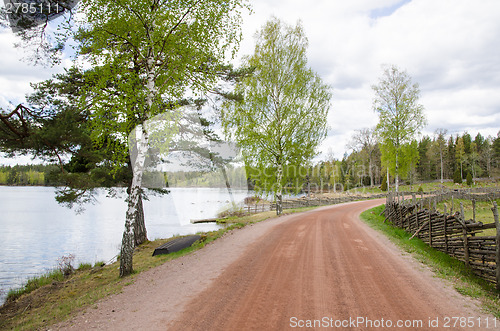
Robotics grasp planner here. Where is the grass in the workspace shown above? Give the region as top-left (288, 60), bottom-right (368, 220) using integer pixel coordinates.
top-left (347, 187), bottom-right (385, 194)
top-left (360, 204), bottom-right (500, 318)
top-left (434, 198), bottom-right (500, 221)
top-left (300, 178), bottom-right (499, 198)
top-left (0, 205), bottom-right (319, 331)
top-left (345, 179), bottom-right (499, 195)
top-left (430, 198), bottom-right (500, 236)
top-left (398, 180), bottom-right (499, 193)
top-left (5, 270), bottom-right (65, 303)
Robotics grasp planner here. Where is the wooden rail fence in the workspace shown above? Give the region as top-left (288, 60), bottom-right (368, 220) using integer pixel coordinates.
top-left (272, 187), bottom-right (499, 211)
top-left (271, 193), bottom-right (387, 210)
top-left (385, 190), bottom-right (500, 288)
top-left (243, 203), bottom-right (271, 214)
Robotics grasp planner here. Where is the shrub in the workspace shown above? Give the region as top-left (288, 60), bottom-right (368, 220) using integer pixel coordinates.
top-left (380, 176), bottom-right (388, 191)
top-left (453, 169), bottom-right (462, 184)
top-left (57, 254), bottom-right (75, 276)
top-left (466, 172), bottom-right (473, 186)
top-left (77, 263), bottom-right (93, 271)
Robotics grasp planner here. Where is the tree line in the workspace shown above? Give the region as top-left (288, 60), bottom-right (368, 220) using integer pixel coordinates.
top-left (0, 164), bottom-right (58, 186)
top-left (312, 130), bottom-right (500, 192)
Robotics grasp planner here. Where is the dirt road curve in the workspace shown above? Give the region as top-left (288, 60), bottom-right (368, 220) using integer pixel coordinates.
top-left (58, 200), bottom-right (497, 330)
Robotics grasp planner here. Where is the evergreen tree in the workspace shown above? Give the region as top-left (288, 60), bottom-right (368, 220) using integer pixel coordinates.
top-left (466, 172), bottom-right (473, 186)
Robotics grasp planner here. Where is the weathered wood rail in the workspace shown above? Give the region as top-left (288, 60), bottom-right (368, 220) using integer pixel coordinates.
top-left (271, 193), bottom-right (387, 210)
top-left (384, 190), bottom-right (500, 288)
top-left (243, 203), bottom-right (271, 214)
top-left (268, 187), bottom-right (499, 211)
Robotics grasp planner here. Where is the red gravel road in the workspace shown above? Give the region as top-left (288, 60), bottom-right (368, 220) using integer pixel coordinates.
top-left (58, 199), bottom-right (499, 330)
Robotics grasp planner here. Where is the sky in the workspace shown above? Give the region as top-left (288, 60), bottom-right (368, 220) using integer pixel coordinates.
top-left (1, 0), bottom-right (500, 165)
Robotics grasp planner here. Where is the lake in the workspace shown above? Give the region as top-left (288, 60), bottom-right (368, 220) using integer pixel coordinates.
top-left (0, 186), bottom-right (250, 305)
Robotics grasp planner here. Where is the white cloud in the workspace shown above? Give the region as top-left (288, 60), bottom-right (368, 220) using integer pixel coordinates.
top-left (0, 28), bottom-right (68, 109)
top-left (237, 0), bottom-right (500, 160)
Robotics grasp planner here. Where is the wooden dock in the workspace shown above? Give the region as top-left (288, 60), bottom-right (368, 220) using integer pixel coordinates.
top-left (191, 218), bottom-right (218, 224)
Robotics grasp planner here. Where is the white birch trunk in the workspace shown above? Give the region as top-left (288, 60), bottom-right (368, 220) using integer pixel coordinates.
top-left (120, 126), bottom-right (149, 277)
top-left (275, 163), bottom-right (283, 215)
top-left (120, 50), bottom-right (155, 277)
top-left (395, 149), bottom-right (399, 192)
top-left (333, 169), bottom-right (336, 192)
top-left (369, 157), bottom-right (374, 187)
top-left (387, 167), bottom-right (390, 191)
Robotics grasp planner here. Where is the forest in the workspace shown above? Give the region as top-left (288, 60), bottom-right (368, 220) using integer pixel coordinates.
top-left (312, 130), bottom-right (500, 191)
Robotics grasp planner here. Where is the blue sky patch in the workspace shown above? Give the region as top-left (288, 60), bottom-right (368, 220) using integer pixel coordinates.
top-left (370, 0), bottom-right (412, 19)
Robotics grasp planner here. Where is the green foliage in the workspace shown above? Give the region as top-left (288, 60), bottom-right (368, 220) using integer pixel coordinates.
top-left (373, 65), bottom-right (426, 191)
top-left (326, 126), bottom-right (498, 190)
top-left (379, 139), bottom-right (419, 181)
top-left (466, 172), bottom-right (473, 186)
top-left (454, 168), bottom-right (463, 184)
top-left (77, 263), bottom-right (93, 271)
top-left (6, 269), bottom-right (64, 303)
top-left (74, 0), bottom-right (249, 277)
top-left (0, 164), bottom-right (59, 186)
top-left (494, 131), bottom-right (500, 159)
top-left (380, 175), bottom-right (388, 191)
top-left (455, 137), bottom-right (466, 177)
top-left (75, 0), bottom-right (249, 173)
top-left (0, 67), bottom-right (136, 207)
top-left (222, 18), bottom-right (332, 208)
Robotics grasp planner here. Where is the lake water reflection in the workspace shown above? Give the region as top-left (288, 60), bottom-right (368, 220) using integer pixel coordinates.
top-left (0, 186), bottom-right (248, 304)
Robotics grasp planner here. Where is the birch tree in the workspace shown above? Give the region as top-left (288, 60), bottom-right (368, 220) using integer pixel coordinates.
top-left (222, 18), bottom-right (332, 214)
top-left (372, 65), bottom-right (426, 192)
top-left (76, 0), bottom-right (248, 276)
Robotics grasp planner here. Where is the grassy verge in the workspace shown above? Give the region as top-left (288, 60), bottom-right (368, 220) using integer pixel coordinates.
top-left (398, 181), bottom-right (499, 192)
top-left (360, 205), bottom-right (500, 318)
top-left (0, 206), bottom-right (318, 330)
top-left (346, 180), bottom-right (499, 194)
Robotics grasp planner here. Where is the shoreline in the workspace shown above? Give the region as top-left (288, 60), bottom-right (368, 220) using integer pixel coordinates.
top-left (0, 206), bottom-right (308, 330)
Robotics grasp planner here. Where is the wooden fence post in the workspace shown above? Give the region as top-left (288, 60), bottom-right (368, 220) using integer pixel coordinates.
top-left (415, 210), bottom-right (420, 238)
top-left (428, 207), bottom-right (433, 247)
top-left (472, 199), bottom-right (476, 222)
top-left (443, 213), bottom-right (448, 253)
top-left (460, 202), bottom-right (470, 268)
top-left (412, 193), bottom-right (416, 232)
top-left (493, 201), bottom-right (500, 290)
